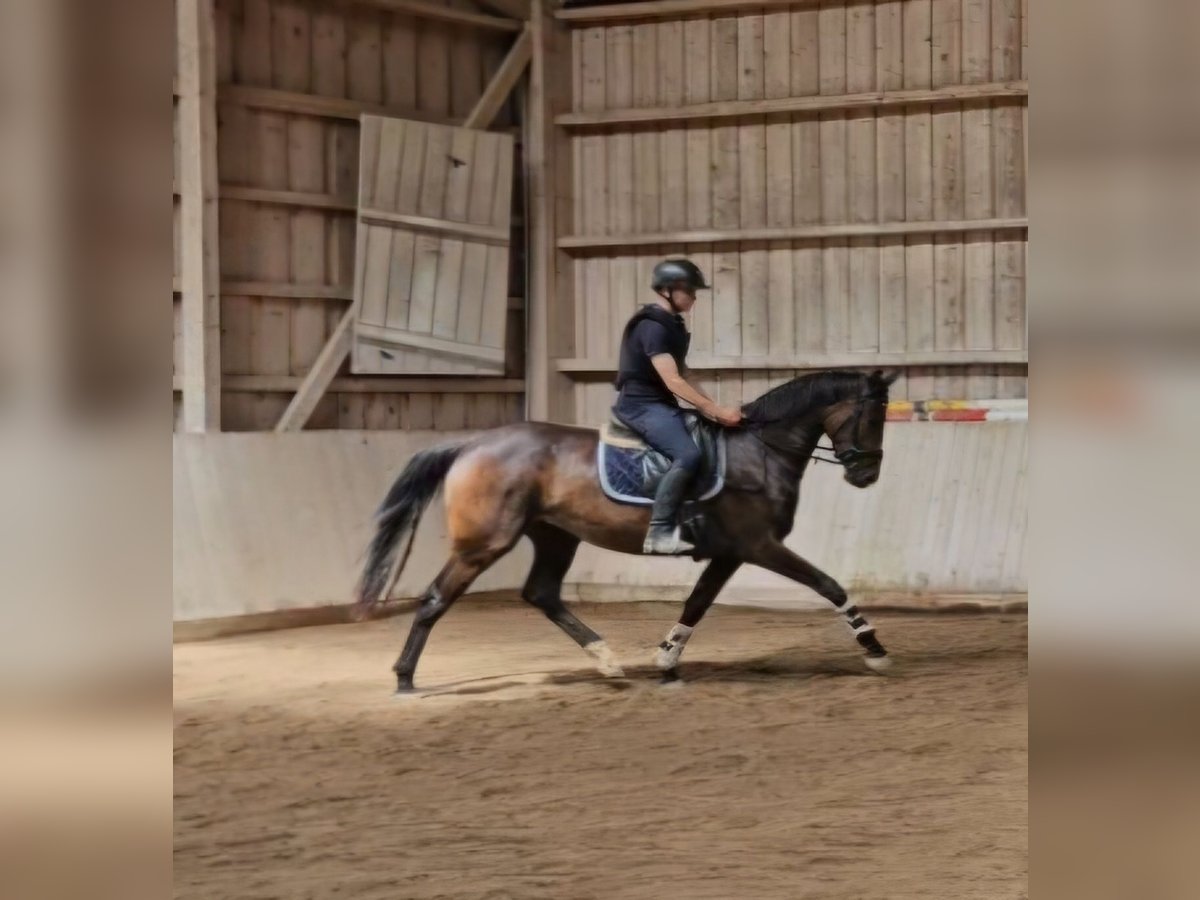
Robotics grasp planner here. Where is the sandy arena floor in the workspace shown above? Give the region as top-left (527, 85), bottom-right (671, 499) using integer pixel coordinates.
top-left (174, 601), bottom-right (1027, 899)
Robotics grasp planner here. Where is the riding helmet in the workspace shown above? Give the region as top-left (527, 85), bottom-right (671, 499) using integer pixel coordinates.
top-left (651, 258), bottom-right (711, 293)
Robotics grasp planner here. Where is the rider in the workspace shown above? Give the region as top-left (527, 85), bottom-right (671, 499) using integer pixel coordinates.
top-left (613, 259), bottom-right (744, 555)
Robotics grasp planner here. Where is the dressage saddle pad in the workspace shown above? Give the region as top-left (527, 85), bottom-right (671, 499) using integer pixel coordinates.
top-left (597, 412), bottom-right (727, 506)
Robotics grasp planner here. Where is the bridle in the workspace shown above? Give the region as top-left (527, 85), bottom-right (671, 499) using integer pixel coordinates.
top-left (744, 389), bottom-right (887, 470)
top-left (813, 391), bottom-right (887, 468)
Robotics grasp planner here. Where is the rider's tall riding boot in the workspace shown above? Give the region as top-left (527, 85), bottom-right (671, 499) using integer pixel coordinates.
top-left (643, 467), bottom-right (695, 555)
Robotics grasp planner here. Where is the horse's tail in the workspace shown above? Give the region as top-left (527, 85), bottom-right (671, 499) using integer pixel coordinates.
top-left (353, 441), bottom-right (466, 620)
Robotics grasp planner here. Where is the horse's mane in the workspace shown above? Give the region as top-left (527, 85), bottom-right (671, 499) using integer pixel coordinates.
top-left (741, 371), bottom-right (870, 425)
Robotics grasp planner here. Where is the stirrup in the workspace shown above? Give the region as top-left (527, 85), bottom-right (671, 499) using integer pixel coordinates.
top-left (643, 524), bottom-right (694, 556)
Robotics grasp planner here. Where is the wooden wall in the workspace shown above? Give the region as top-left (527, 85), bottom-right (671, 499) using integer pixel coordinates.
top-left (174, 0), bottom-right (528, 431)
top-left (548, 0), bottom-right (1028, 426)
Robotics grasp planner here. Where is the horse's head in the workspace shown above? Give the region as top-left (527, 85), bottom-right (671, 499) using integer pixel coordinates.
top-left (822, 369), bottom-right (898, 488)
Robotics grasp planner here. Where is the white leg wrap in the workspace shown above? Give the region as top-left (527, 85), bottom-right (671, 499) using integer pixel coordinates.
top-left (654, 624), bottom-right (694, 670)
top-left (584, 640), bottom-right (625, 678)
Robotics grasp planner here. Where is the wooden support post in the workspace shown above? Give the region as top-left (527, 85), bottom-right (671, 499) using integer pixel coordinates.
top-left (177, 0), bottom-right (221, 432)
top-left (275, 23), bottom-right (531, 431)
top-left (525, 0), bottom-right (575, 423)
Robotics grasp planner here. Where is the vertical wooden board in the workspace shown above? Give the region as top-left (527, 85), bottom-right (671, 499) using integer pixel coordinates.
top-left (932, 0), bottom-right (964, 396)
top-left (221, 295), bottom-right (253, 374)
top-left (382, 14), bottom-right (417, 109)
top-left (217, 102), bottom-right (251, 187)
top-left (711, 17), bottom-right (739, 360)
top-left (236, 0), bottom-right (272, 87)
top-left (213, 0), bottom-right (234, 85)
top-left (904, 0), bottom-right (934, 397)
top-left (657, 20), bottom-right (686, 232)
top-left (433, 393), bottom-right (467, 430)
top-left (793, 239), bottom-right (823, 353)
top-left (271, 0), bottom-right (311, 93)
top-left (450, 26), bottom-right (483, 120)
top-left (417, 21), bottom-right (451, 114)
top-left (687, 245), bottom-right (714, 356)
top-left (683, 18), bottom-right (711, 230)
top-left (875, 0), bottom-right (904, 222)
top-left (338, 394), bottom-right (369, 429)
top-left (993, 0), bottom-right (1025, 397)
top-left (767, 241), bottom-right (794, 356)
top-left (741, 242), bottom-right (769, 356)
top-left (737, 14), bottom-right (766, 359)
top-left (764, 9), bottom-right (792, 230)
top-left (787, 2), bottom-right (818, 233)
top-left (994, 240), bottom-right (1025, 350)
top-left (846, 1), bottom-right (876, 221)
top-left (360, 119), bottom-right (404, 327)
top-left (711, 243), bottom-right (741, 357)
top-left (631, 23), bottom-right (660, 234)
top-left (250, 206), bottom-right (291, 377)
top-left (218, 199), bottom-right (254, 280)
top-left (822, 241), bottom-right (849, 352)
top-left (962, 0), bottom-right (994, 396)
top-left (578, 28), bottom-right (608, 362)
top-left (848, 237), bottom-right (879, 351)
top-left (431, 127), bottom-right (476, 340)
top-left (406, 393), bottom-right (434, 429)
top-left (480, 137), bottom-right (514, 350)
top-left (877, 235), bottom-right (907, 352)
top-left (458, 131), bottom-right (500, 345)
top-left (346, 9), bottom-right (383, 104)
top-left (250, 112), bottom-right (289, 189)
top-left (818, 1), bottom-right (847, 225)
top-left (606, 25), bottom-right (635, 359)
top-left (311, 6), bottom-right (346, 98)
top-left (408, 123), bottom-right (451, 337)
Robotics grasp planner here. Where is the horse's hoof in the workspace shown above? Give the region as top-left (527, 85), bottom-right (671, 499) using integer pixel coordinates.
top-left (584, 640), bottom-right (624, 678)
top-left (864, 654), bottom-right (893, 674)
top-left (659, 668), bottom-right (683, 687)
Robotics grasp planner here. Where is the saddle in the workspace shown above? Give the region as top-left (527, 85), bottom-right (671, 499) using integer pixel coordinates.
top-left (596, 411), bottom-right (727, 506)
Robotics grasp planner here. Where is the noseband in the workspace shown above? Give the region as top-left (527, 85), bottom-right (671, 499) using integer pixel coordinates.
top-left (812, 393), bottom-right (887, 468)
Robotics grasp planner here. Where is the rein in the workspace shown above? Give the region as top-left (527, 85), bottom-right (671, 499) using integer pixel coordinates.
top-left (741, 392), bottom-right (886, 470)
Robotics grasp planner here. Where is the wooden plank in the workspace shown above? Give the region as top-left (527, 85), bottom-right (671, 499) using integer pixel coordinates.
top-left (657, 19), bottom-right (686, 232)
top-left (847, 1), bottom-right (878, 354)
top-left (555, 349), bottom-right (1026, 372)
top-left (558, 0), bottom-right (822, 23)
top-left (763, 7), bottom-right (791, 230)
top-left (555, 80), bottom-right (1027, 127)
top-left (177, 0), bottom-right (222, 431)
top-left (431, 128), bottom-right (477, 339)
top-left (559, 217), bottom-right (1027, 249)
top-left (710, 15), bottom-right (739, 358)
top-left (819, 1), bottom-right (848, 354)
top-left (407, 123), bottom-right (452, 338)
top-left (790, 6), bottom-right (820, 357)
top-left (458, 132), bottom-right (501, 345)
top-left (341, 0), bottom-right (523, 32)
top-left (383, 13), bottom-right (418, 109)
top-left (480, 135), bottom-right (515, 349)
top-left (904, 0), bottom-right (934, 399)
top-left (276, 306), bottom-right (355, 431)
top-left (357, 322), bottom-right (506, 364)
top-left (236, 0), bottom-right (272, 87)
top-left (204, 375), bottom-right (525, 393)
top-left (577, 26), bottom-right (609, 366)
top-left (993, 0), bottom-right (1026, 397)
top-left (313, 6), bottom-right (348, 98)
top-left (932, 0), bottom-right (964, 397)
top-left (220, 185), bottom-right (356, 211)
top-left (451, 26), bottom-right (484, 121)
top-left (346, 9), bottom-right (384, 104)
top-left (632, 22), bottom-right (661, 234)
top-left (962, 0), bottom-right (994, 398)
top-left (219, 83), bottom-right (460, 125)
top-left (606, 23), bottom-right (636, 361)
top-left (682, 19), bottom-right (713, 357)
top-left (221, 281), bottom-right (353, 300)
top-left (358, 207), bottom-right (511, 244)
top-left (464, 26), bottom-right (533, 129)
top-left (737, 12), bottom-right (767, 357)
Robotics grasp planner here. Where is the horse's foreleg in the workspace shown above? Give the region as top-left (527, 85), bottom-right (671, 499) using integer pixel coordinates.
top-left (748, 541), bottom-right (890, 671)
top-left (522, 524), bottom-right (623, 678)
top-left (655, 558), bottom-right (742, 673)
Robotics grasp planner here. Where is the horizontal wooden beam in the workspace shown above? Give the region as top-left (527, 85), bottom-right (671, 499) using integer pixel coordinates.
top-left (218, 84), bottom-right (460, 125)
top-left (359, 208), bottom-right (511, 245)
top-left (338, 0), bottom-right (522, 31)
top-left (555, 350), bottom-right (1028, 373)
top-left (559, 217), bottom-right (1028, 250)
top-left (557, 0), bottom-right (819, 24)
top-left (472, 0), bottom-right (530, 20)
top-left (557, 81), bottom-right (1027, 128)
top-left (220, 185), bottom-right (357, 211)
top-left (173, 375), bottom-right (525, 393)
top-left (357, 322), bottom-right (506, 367)
top-left (221, 281), bottom-right (354, 300)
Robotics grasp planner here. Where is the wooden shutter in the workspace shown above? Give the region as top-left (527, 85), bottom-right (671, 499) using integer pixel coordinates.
top-left (352, 115), bottom-right (513, 375)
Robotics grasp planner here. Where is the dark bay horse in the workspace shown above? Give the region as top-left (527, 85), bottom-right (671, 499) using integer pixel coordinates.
top-left (355, 369), bottom-right (899, 692)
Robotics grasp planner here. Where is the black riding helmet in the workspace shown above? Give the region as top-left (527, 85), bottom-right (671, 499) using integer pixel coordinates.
top-left (651, 258), bottom-right (711, 294)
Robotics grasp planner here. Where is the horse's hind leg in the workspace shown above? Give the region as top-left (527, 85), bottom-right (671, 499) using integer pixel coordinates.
top-left (749, 540), bottom-right (891, 671)
top-left (655, 558), bottom-right (741, 674)
top-left (522, 523), bottom-right (623, 678)
top-left (392, 554), bottom-right (492, 692)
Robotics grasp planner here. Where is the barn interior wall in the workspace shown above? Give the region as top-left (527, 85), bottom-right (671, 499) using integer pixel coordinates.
top-left (553, 0), bottom-right (1028, 427)
top-left (174, 0), bottom-right (529, 432)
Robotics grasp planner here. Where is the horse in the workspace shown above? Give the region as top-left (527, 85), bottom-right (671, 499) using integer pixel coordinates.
top-left (354, 368), bottom-right (899, 693)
